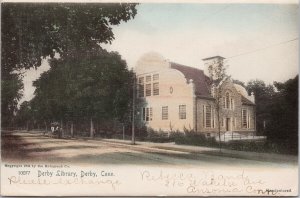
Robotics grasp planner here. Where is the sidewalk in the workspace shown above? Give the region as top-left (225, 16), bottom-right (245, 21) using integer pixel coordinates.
top-left (101, 138), bottom-right (298, 164)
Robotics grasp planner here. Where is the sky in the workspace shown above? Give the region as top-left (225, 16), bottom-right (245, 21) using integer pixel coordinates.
top-left (20, 3), bottom-right (299, 104)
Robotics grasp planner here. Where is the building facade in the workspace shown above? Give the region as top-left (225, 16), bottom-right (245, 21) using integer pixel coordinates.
top-left (135, 52), bottom-right (256, 137)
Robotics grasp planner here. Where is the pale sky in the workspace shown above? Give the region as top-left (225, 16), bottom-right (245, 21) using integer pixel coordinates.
top-left (20, 3), bottom-right (299, 104)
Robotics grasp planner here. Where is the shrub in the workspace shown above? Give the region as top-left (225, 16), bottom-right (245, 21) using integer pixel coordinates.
top-left (172, 128), bottom-right (217, 147)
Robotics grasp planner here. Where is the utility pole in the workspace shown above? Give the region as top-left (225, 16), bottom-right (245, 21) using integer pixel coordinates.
top-left (131, 73), bottom-right (136, 145)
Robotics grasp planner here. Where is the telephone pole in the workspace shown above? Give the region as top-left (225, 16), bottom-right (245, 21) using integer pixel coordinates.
top-left (131, 73), bottom-right (136, 145)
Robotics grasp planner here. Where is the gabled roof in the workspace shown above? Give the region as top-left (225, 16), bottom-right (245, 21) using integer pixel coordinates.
top-left (170, 61), bottom-right (255, 105)
top-left (170, 62), bottom-right (212, 98)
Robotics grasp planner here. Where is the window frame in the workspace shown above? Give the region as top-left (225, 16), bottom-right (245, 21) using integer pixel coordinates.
top-left (179, 105), bottom-right (186, 120)
top-left (162, 106), bottom-right (168, 120)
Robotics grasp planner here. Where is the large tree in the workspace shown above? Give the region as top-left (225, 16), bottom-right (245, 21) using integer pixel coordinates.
top-left (246, 79), bottom-right (275, 135)
top-left (30, 50), bottom-right (133, 137)
top-left (1, 3), bottom-right (137, 127)
top-left (206, 57), bottom-right (228, 151)
top-left (267, 75), bottom-right (298, 153)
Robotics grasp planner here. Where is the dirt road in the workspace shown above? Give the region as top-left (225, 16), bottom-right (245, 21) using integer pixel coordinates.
top-left (1, 131), bottom-right (297, 168)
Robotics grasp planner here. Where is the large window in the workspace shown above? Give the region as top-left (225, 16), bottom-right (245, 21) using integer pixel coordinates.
top-left (146, 75), bottom-right (151, 82)
top-left (153, 74), bottom-right (159, 81)
top-left (162, 106), bottom-right (168, 120)
top-left (205, 105), bottom-right (212, 128)
top-left (146, 84), bottom-right (151, 96)
top-left (179, 105), bottom-right (186, 119)
top-left (142, 107), bottom-right (153, 121)
top-left (224, 92), bottom-right (234, 109)
top-left (242, 109), bottom-right (250, 128)
top-left (204, 105), bottom-right (215, 128)
top-left (153, 82), bottom-right (159, 96)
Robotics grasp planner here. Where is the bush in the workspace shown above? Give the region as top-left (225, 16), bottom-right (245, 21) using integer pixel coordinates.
top-left (144, 128), bottom-right (172, 143)
top-left (172, 128), bottom-right (217, 147)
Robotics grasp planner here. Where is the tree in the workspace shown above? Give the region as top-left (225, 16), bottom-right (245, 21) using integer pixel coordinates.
top-left (266, 75), bottom-right (298, 153)
top-left (246, 79), bottom-right (275, 135)
top-left (207, 57), bottom-right (228, 151)
top-left (1, 3), bottom-right (137, 127)
top-left (31, 49), bottom-right (133, 138)
top-left (1, 72), bottom-right (23, 127)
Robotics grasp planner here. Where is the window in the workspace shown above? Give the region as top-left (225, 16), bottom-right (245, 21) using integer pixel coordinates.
top-left (142, 107), bottom-right (153, 121)
top-left (146, 84), bottom-right (151, 96)
top-left (179, 105), bottom-right (186, 119)
top-left (138, 77), bottom-right (144, 98)
top-left (205, 105), bottom-right (212, 128)
top-left (242, 109), bottom-right (249, 128)
top-left (150, 108), bottom-right (153, 121)
top-left (162, 106), bottom-right (168, 120)
top-left (146, 75), bottom-right (151, 82)
top-left (230, 98), bottom-right (234, 109)
top-left (153, 82), bottom-right (159, 96)
top-left (153, 74), bottom-right (159, 81)
top-left (225, 92), bottom-right (230, 109)
top-left (138, 77), bottom-right (144, 84)
top-left (138, 84), bottom-right (144, 97)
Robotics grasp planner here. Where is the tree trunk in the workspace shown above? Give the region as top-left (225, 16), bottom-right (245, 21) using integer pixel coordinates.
top-left (44, 121), bottom-right (47, 136)
top-left (90, 117), bottom-right (94, 138)
top-left (26, 121), bottom-right (29, 131)
top-left (71, 122), bottom-right (74, 138)
top-left (59, 119), bottom-right (63, 139)
top-left (217, 106), bottom-right (221, 152)
top-left (123, 124), bottom-right (125, 140)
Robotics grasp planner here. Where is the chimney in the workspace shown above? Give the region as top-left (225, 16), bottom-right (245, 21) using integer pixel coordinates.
top-left (202, 56), bottom-right (225, 78)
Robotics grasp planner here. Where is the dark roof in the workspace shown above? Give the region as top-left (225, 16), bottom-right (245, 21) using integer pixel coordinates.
top-left (202, 56), bottom-right (225, 61)
top-left (241, 95), bottom-right (255, 106)
top-left (170, 62), bottom-right (212, 98)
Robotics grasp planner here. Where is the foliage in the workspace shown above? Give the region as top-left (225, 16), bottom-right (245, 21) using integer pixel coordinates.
top-left (15, 50), bottom-right (133, 135)
top-left (2, 3), bottom-right (137, 72)
top-left (266, 75), bottom-right (298, 154)
top-left (174, 129), bottom-right (218, 147)
top-left (246, 79), bottom-right (275, 135)
top-left (1, 3), bottom-right (137, 127)
top-left (207, 58), bottom-right (228, 150)
top-left (1, 73), bottom-right (24, 127)
top-left (221, 140), bottom-right (296, 155)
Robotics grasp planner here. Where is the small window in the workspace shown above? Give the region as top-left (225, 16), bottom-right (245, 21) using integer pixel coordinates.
top-left (153, 74), bottom-right (159, 81)
top-left (146, 75), bottom-right (151, 82)
top-left (153, 82), bottom-right (159, 96)
top-left (146, 84), bottom-right (151, 96)
top-left (179, 105), bottom-right (186, 119)
top-left (162, 106), bottom-right (168, 120)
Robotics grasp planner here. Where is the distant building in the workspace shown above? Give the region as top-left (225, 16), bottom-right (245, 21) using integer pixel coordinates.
top-left (134, 52), bottom-right (256, 138)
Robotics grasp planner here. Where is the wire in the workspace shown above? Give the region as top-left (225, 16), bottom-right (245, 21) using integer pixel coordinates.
top-left (227, 37), bottom-right (298, 59)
